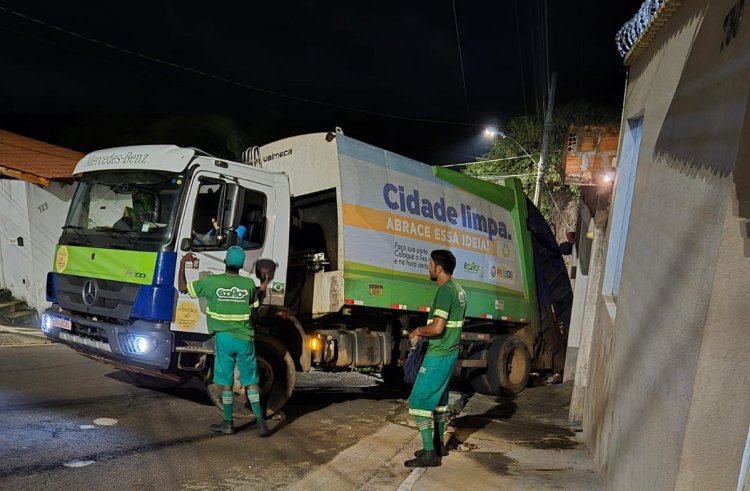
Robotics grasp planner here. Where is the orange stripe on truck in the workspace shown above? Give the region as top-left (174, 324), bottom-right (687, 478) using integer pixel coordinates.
top-left (342, 203), bottom-right (498, 256)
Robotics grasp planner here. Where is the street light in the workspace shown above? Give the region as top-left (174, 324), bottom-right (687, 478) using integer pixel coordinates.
top-left (483, 128), bottom-right (537, 165)
top-left (484, 128), bottom-right (545, 205)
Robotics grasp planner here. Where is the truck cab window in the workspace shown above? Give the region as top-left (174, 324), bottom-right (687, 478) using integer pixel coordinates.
top-left (233, 187), bottom-right (267, 250)
top-left (191, 179), bottom-right (225, 248)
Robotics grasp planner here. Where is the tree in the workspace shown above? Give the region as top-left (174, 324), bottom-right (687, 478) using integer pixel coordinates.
top-left (464, 102), bottom-right (619, 237)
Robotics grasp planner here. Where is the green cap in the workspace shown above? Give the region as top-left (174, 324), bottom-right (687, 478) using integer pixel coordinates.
top-left (224, 246), bottom-right (245, 269)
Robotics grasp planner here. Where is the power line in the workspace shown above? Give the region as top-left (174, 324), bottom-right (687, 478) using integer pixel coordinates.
top-left (451, 0), bottom-right (471, 123)
top-left (0, 5), bottom-right (488, 128)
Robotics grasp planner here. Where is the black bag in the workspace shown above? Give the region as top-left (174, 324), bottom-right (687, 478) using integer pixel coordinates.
top-left (403, 337), bottom-right (428, 384)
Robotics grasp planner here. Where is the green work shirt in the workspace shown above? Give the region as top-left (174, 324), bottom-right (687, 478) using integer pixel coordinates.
top-left (187, 273), bottom-right (260, 341)
top-left (426, 279), bottom-right (468, 356)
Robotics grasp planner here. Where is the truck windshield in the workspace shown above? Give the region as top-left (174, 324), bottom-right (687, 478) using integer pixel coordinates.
top-left (62, 170), bottom-right (184, 251)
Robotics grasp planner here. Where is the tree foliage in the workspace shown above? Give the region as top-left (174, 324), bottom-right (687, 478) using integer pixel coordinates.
top-left (464, 102), bottom-right (619, 232)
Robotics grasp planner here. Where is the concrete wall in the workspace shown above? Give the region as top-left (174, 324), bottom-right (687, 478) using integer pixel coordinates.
top-left (0, 180), bottom-right (32, 303)
top-left (580, 1), bottom-right (750, 489)
top-left (564, 204), bottom-right (592, 382)
top-left (25, 181), bottom-right (75, 312)
top-left (0, 179), bottom-right (73, 311)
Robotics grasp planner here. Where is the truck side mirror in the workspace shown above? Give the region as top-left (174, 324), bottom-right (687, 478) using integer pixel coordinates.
top-left (255, 258), bottom-right (276, 282)
top-left (180, 238), bottom-right (192, 251)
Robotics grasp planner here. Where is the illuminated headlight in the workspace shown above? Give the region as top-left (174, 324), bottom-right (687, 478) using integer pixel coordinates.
top-left (40, 314), bottom-right (52, 333)
top-left (119, 334), bottom-right (157, 355)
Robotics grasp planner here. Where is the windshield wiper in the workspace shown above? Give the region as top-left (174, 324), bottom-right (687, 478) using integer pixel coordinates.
top-left (61, 225), bottom-right (90, 246)
top-left (111, 229), bottom-right (140, 250)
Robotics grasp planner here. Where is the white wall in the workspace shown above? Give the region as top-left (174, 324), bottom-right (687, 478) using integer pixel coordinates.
top-left (0, 179), bottom-right (74, 311)
top-left (0, 180), bottom-right (32, 303)
top-left (26, 181), bottom-right (75, 311)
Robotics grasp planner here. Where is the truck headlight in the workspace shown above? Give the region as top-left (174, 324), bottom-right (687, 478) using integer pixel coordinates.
top-left (41, 314), bottom-right (52, 333)
top-left (119, 334), bottom-right (157, 355)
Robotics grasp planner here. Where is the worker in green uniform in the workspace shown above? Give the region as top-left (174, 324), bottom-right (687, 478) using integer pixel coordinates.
top-left (178, 246), bottom-right (270, 437)
top-left (404, 249), bottom-right (467, 468)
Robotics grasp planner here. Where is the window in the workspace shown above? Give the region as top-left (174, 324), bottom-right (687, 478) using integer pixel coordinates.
top-left (190, 177), bottom-right (267, 250)
top-left (63, 171), bottom-right (183, 252)
top-left (603, 117), bottom-right (642, 303)
top-left (233, 187), bottom-right (267, 250)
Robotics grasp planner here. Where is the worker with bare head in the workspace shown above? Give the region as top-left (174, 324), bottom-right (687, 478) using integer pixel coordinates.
top-left (404, 249), bottom-right (467, 467)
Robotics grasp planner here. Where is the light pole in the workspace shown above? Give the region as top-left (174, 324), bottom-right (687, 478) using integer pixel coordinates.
top-left (483, 128), bottom-right (543, 197)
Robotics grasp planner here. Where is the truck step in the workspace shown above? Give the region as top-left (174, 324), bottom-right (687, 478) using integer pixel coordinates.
top-left (3, 309), bottom-right (38, 326)
top-left (0, 300), bottom-right (23, 313)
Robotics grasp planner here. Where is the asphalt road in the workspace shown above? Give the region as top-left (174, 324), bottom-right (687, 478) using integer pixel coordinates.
top-left (0, 331), bottom-right (416, 490)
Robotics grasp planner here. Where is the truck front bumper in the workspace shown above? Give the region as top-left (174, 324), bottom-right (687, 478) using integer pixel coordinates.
top-left (40, 307), bottom-right (173, 371)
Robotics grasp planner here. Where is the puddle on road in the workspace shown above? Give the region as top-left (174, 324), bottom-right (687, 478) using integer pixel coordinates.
top-left (452, 416), bottom-right (579, 450)
top-left (93, 418), bottom-right (118, 426)
top-left (63, 460), bottom-right (95, 468)
top-left (464, 452), bottom-right (517, 475)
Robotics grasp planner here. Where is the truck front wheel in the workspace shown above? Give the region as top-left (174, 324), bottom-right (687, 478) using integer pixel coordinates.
top-left (207, 335), bottom-right (296, 420)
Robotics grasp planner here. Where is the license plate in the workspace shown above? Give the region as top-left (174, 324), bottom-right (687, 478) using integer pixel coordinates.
top-left (51, 315), bottom-right (72, 331)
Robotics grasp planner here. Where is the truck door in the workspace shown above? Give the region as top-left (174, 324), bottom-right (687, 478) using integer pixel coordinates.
top-left (171, 171), bottom-right (278, 334)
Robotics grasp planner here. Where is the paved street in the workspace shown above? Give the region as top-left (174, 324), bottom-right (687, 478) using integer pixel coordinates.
top-left (0, 327), bottom-right (603, 490)
top-left (0, 330), bottom-right (416, 490)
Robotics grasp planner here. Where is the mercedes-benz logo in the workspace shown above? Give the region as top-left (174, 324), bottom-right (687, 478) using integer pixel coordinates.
top-left (82, 279), bottom-right (99, 306)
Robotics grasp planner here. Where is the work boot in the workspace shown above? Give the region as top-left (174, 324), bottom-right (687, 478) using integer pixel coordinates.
top-left (404, 449), bottom-right (441, 468)
top-left (414, 443), bottom-right (449, 457)
top-left (257, 420), bottom-right (270, 438)
top-left (210, 420), bottom-right (235, 435)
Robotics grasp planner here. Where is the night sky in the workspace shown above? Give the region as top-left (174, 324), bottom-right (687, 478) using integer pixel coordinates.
top-left (0, 1), bottom-right (643, 164)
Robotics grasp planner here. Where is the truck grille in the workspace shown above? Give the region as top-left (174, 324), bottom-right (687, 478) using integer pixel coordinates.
top-left (56, 275), bottom-right (139, 320)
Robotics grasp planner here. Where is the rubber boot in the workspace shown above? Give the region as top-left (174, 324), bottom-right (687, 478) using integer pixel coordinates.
top-left (404, 449), bottom-right (441, 468)
top-left (210, 420), bottom-right (235, 435)
top-left (257, 420), bottom-right (270, 438)
top-left (414, 443), bottom-right (448, 457)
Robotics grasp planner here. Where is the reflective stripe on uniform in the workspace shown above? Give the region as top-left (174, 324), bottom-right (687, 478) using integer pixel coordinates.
top-left (187, 281), bottom-right (198, 298)
top-left (432, 308), bottom-right (449, 319)
top-left (434, 405), bottom-right (449, 413)
top-left (427, 317), bottom-right (463, 328)
top-left (408, 408), bottom-right (434, 418)
top-left (206, 308), bottom-right (250, 321)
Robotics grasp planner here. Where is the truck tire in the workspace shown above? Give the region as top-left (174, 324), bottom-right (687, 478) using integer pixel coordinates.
top-left (125, 371), bottom-right (187, 391)
top-left (487, 335), bottom-right (530, 395)
top-left (207, 335), bottom-right (296, 420)
top-left (464, 342), bottom-right (494, 395)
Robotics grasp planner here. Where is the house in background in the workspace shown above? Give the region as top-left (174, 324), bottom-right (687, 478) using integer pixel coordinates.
top-left (0, 129), bottom-right (80, 321)
top-left (559, 124), bottom-right (619, 383)
top-left (569, 0), bottom-right (750, 489)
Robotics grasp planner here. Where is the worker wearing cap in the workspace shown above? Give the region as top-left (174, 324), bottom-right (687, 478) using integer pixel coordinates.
top-left (178, 246), bottom-right (270, 437)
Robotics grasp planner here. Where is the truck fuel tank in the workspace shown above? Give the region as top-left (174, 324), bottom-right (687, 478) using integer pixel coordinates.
top-left (311, 328), bottom-right (392, 368)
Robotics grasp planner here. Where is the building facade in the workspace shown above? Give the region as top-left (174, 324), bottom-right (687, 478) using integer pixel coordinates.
top-left (571, 1), bottom-right (750, 489)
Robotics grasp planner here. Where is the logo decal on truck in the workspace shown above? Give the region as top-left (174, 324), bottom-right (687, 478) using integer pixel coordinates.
top-left (82, 279), bottom-right (99, 306)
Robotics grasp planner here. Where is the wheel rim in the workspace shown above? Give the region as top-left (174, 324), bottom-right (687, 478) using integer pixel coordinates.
top-left (506, 346), bottom-right (526, 386)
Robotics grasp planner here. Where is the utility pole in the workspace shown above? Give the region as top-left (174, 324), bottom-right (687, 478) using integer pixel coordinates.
top-left (533, 72), bottom-right (557, 207)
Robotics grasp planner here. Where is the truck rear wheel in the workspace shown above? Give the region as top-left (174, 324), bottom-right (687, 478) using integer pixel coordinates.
top-left (465, 335), bottom-right (530, 396)
top-left (465, 342), bottom-right (495, 395)
top-left (207, 336), bottom-right (296, 420)
top-left (487, 335), bottom-right (530, 395)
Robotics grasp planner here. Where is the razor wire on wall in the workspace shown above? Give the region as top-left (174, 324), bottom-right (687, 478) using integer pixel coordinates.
top-left (616, 0), bottom-right (664, 57)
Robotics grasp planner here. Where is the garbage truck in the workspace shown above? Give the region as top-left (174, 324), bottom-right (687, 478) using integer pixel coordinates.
top-left (41, 129), bottom-right (572, 417)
